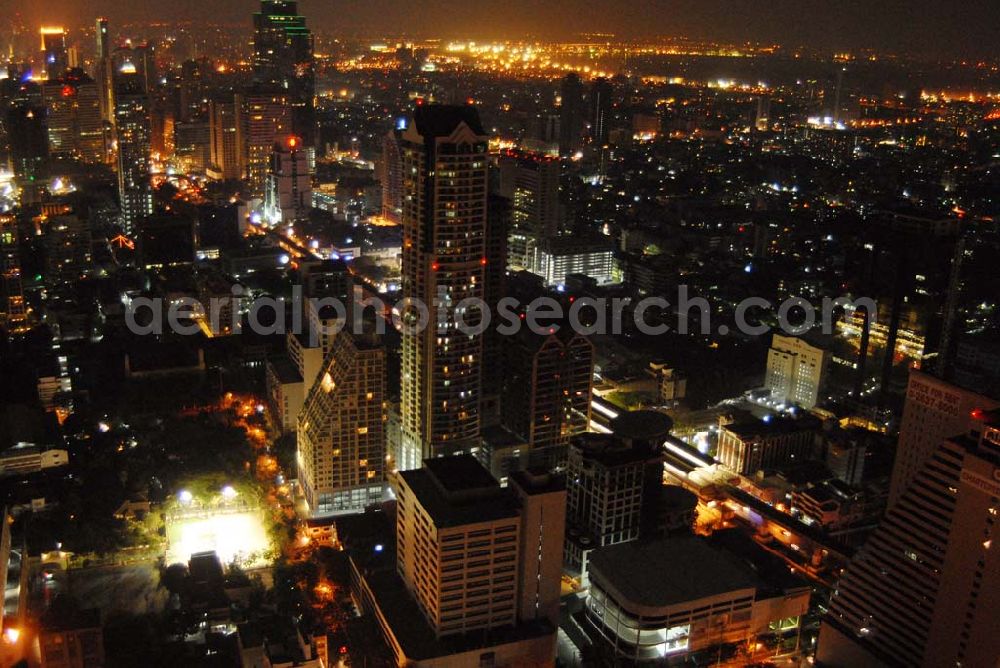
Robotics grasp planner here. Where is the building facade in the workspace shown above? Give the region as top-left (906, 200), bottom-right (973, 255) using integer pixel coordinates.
top-left (114, 71), bottom-right (153, 235)
top-left (765, 334), bottom-right (829, 409)
top-left (297, 329), bottom-right (386, 517)
top-left (399, 105), bottom-right (489, 469)
top-left (819, 409), bottom-right (1000, 667)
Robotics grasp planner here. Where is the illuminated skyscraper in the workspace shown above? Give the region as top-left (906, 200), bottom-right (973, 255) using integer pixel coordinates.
top-left (399, 105), bottom-right (489, 470)
top-left (252, 1), bottom-right (314, 145)
top-left (95, 18), bottom-right (110, 61)
top-left (497, 149), bottom-right (561, 270)
top-left (115, 69), bottom-right (153, 235)
top-left (297, 327), bottom-right (386, 516)
top-left (263, 136), bottom-right (311, 227)
top-left (818, 408), bottom-right (1000, 667)
top-left (238, 90), bottom-right (291, 198)
top-left (41, 72), bottom-right (104, 163)
top-left (208, 97), bottom-right (242, 180)
top-left (1, 214), bottom-right (28, 333)
top-left (39, 27), bottom-right (68, 80)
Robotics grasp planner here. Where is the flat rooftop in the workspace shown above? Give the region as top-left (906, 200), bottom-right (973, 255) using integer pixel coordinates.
top-left (424, 454), bottom-right (500, 494)
top-left (588, 536), bottom-right (758, 609)
top-left (399, 456), bottom-right (519, 528)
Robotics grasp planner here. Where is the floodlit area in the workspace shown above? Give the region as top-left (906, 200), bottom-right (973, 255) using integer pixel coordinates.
top-left (165, 510), bottom-right (271, 568)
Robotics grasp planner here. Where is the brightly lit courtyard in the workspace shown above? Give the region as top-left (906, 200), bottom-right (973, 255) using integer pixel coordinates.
top-left (165, 509), bottom-right (272, 568)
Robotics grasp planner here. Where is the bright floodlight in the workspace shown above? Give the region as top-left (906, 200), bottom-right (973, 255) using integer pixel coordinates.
top-left (222, 485), bottom-right (237, 501)
top-left (166, 510), bottom-right (270, 567)
top-left (178, 490), bottom-right (194, 504)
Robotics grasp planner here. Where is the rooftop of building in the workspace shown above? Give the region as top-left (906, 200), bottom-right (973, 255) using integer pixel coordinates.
top-left (268, 355), bottom-right (303, 385)
top-left (610, 410), bottom-right (674, 443)
top-left (723, 414), bottom-right (820, 440)
top-left (509, 468), bottom-right (566, 496)
top-left (412, 104), bottom-right (486, 138)
top-left (588, 536), bottom-right (759, 608)
top-left (571, 432), bottom-right (662, 467)
top-left (399, 455), bottom-right (520, 528)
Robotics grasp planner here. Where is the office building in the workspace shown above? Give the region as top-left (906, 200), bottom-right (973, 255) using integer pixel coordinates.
top-left (39, 27), bottom-right (69, 80)
top-left (94, 18), bottom-right (114, 126)
top-left (239, 90), bottom-right (291, 197)
top-left (586, 533), bottom-right (810, 662)
top-left (252, 0), bottom-right (315, 144)
top-left (1, 214), bottom-right (28, 333)
top-left (765, 334), bottom-right (829, 409)
top-left (263, 136), bottom-right (311, 227)
top-left (531, 236), bottom-right (615, 287)
top-left (114, 69), bottom-right (153, 234)
top-left (41, 212), bottom-right (92, 282)
top-left (717, 414), bottom-right (820, 476)
top-left (346, 458), bottom-right (561, 666)
top-left (297, 327), bottom-right (386, 517)
top-left (889, 369), bottom-right (999, 507)
top-left (398, 105), bottom-right (489, 469)
top-left (208, 97), bottom-right (242, 181)
top-left (818, 409), bottom-right (1000, 667)
top-left (558, 72), bottom-right (584, 155)
top-left (173, 119), bottom-right (212, 174)
top-left (501, 327), bottom-right (594, 465)
top-left (497, 149), bottom-right (561, 270)
top-left (5, 105), bottom-right (49, 185)
top-left (41, 73), bottom-right (104, 163)
top-left (564, 411), bottom-right (672, 577)
top-left (393, 456), bottom-right (564, 638)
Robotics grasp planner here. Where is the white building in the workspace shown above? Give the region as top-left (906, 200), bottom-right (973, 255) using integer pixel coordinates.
top-left (263, 136), bottom-right (312, 227)
top-left (586, 535), bottom-right (810, 662)
top-left (765, 334), bottom-right (829, 409)
top-left (531, 236), bottom-right (615, 287)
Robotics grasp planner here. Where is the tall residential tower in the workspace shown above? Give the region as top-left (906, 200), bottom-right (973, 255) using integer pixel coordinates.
top-left (398, 105), bottom-right (489, 470)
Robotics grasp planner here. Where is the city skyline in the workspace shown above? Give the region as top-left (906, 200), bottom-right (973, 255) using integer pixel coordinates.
top-left (3, 0), bottom-right (1000, 60)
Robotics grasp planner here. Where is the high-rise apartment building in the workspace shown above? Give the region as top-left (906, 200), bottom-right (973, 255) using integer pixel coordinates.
top-left (263, 136), bottom-right (311, 227)
top-left (497, 149), bottom-right (561, 270)
top-left (1, 214), bottom-right (28, 333)
top-left (818, 408), bottom-right (1000, 667)
top-left (297, 328), bottom-right (386, 517)
top-left (398, 105), bottom-right (489, 470)
top-left (114, 70), bottom-right (153, 234)
top-left (501, 327), bottom-right (594, 464)
top-left (379, 128), bottom-right (403, 223)
top-left (889, 369), bottom-right (999, 507)
top-left (252, 1), bottom-right (314, 144)
top-left (765, 334), bottom-right (829, 409)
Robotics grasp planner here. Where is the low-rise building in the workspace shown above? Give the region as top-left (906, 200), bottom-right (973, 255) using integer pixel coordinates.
top-left (585, 532), bottom-right (810, 663)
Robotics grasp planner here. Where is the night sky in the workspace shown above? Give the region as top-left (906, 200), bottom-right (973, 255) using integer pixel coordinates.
top-left (8, 0), bottom-right (1000, 59)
